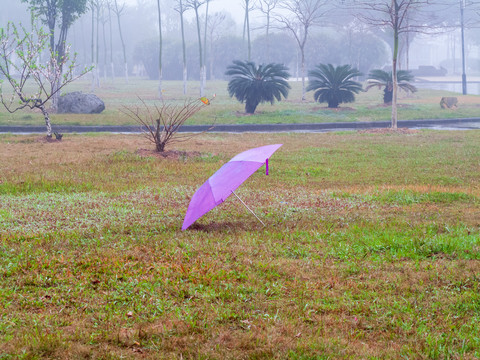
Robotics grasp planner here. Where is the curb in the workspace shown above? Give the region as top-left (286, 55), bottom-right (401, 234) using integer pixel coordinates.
top-left (1, 118), bottom-right (480, 134)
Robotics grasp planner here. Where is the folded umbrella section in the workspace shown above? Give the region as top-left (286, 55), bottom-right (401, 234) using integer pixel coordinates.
top-left (182, 144), bottom-right (282, 230)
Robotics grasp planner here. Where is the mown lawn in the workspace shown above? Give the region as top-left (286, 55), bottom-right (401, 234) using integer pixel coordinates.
top-left (1, 79), bottom-right (480, 127)
top-left (0, 130), bottom-right (479, 359)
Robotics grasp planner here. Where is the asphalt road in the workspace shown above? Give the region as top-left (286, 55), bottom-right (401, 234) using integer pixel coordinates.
top-left (1, 118), bottom-right (480, 134)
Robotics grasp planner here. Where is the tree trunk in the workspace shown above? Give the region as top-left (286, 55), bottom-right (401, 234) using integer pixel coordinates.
top-left (179, 0), bottom-right (187, 94)
top-left (157, 0), bottom-right (163, 99)
top-left (328, 99), bottom-right (339, 108)
top-left (203, 0), bottom-right (209, 87)
top-left (95, 2), bottom-right (100, 88)
top-left (384, 87), bottom-right (393, 104)
top-left (108, 2), bottom-right (115, 81)
top-left (246, 1), bottom-right (251, 61)
top-left (391, 2), bottom-right (399, 129)
top-left (39, 105), bottom-right (53, 138)
top-left (300, 46), bottom-right (306, 101)
top-left (102, 7), bottom-right (108, 80)
top-left (193, 5), bottom-right (204, 97)
top-left (245, 98), bottom-right (258, 114)
top-left (114, 0), bottom-right (128, 83)
top-left (266, 13), bottom-right (270, 62)
top-left (91, 4), bottom-right (96, 92)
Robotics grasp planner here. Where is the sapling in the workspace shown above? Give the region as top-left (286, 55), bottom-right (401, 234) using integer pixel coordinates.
top-left (0, 20), bottom-right (91, 139)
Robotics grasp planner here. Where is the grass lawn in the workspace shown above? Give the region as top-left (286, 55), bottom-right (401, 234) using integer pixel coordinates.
top-left (1, 78), bottom-right (480, 127)
top-left (0, 130), bottom-right (479, 359)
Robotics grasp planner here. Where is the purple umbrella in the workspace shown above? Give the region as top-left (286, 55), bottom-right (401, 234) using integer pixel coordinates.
top-left (182, 144), bottom-right (283, 230)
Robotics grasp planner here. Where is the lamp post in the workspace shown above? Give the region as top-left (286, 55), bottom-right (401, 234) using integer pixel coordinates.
top-left (460, 0), bottom-right (467, 95)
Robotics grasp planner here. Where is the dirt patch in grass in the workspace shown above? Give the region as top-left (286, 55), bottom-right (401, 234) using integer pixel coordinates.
top-left (311, 106), bottom-right (356, 112)
top-left (358, 127), bottom-right (420, 134)
top-left (367, 103), bottom-right (414, 109)
top-left (34, 136), bottom-right (63, 143)
top-left (136, 148), bottom-right (202, 160)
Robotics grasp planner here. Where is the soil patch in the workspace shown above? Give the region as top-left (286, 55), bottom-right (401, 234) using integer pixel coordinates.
top-left (358, 127), bottom-right (420, 134)
top-left (35, 136), bottom-right (63, 143)
top-left (136, 148), bottom-right (202, 160)
top-left (311, 106), bottom-right (355, 112)
top-left (235, 111), bottom-right (256, 117)
top-left (367, 103), bottom-right (413, 109)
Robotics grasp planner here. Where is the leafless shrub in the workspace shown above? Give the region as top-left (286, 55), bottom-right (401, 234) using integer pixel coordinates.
top-left (123, 97), bottom-right (215, 153)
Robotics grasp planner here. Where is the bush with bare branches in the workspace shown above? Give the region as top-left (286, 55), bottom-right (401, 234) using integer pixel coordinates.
top-left (123, 97), bottom-right (215, 153)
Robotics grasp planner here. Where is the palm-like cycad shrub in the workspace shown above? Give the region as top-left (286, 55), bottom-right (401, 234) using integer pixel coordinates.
top-left (225, 60), bottom-right (291, 114)
top-left (365, 69), bottom-right (417, 104)
top-left (307, 64), bottom-right (363, 108)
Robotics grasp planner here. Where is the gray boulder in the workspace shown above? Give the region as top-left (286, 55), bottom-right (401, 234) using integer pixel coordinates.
top-left (57, 91), bottom-right (105, 114)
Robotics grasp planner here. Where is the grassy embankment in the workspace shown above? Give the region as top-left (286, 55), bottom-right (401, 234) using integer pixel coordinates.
top-left (0, 130), bottom-right (479, 359)
top-left (0, 79), bottom-right (479, 127)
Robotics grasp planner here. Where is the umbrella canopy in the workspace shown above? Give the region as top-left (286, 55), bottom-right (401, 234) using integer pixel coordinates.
top-left (182, 144), bottom-right (282, 230)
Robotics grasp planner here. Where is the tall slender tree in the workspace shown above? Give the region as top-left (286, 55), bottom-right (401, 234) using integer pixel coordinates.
top-left (202, 0), bottom-right (212, 87)
top-left (342, 0), bottom-right (447, 128)
top-left (157, 0), bottom-right (163, 99)
top-left (208, 11), bottom-right (226, 80)
top-left (256, 0), bottom-right (279, 62)
top-left (107, 0), bottom-right (114, 80)
top-left (113, 0), bottom-right (128, 83)
top-left (174, 0), bottom-right (188, 94)
top-left (241, 0), bottom-right (255, 61)
top-left (186, 0), bottom-right (206, 96)
top-left (274, 0), bottom-right (329, 101)
top-left (95, 0), bottom-right (101, 88)
top-left (89, 0), bottom-right (96, 91)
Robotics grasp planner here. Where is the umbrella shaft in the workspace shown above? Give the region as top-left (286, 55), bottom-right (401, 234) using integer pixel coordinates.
top-left (231, 190), bottom-right (266, 227)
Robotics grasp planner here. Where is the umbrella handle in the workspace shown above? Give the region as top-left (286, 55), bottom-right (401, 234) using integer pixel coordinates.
top-left (231, 190), bottom-right (266, 227)
top-left (266, 158), bottom-right (269, 175)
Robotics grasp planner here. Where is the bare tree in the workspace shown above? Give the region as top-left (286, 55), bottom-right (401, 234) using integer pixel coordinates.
top-left (90, 0), bottom-right (102, 89)
top-left (123, 97), bottom-right (214, 153)
top-left (202, 0), bottom-right (212, 87)
top-left (107, 0), bottom-right (115, 81)
top-left (186, 0), bottom-right (206, 97)
top-left (157, 0), bottom-right (163, 99)
top-left (241, 0), bottom-right (255, 60)
top-left (274, 0), bottom-right (329, 101)
top-left (343, 0), bottom-right (447, 128)
top-left (100, 1), bottom-right (108, 80)
top-left (0, 21), bottom-right (91, 138)
top-left (113, 0), bottom-right (128, 83)
top-left (256, 0), bottom-right (280, 62)
top-left (174, 0), bottom-right (188, 94)
top-left (89, 0), bottom-right (97, 91)
top-left (208, 11), bottom-right (226, 80)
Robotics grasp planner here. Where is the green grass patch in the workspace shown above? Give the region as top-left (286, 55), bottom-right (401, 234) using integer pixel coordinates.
top-left (0, 131), bottom-right (479, 359)
top-left (1, 79), bottom-right (480, 127)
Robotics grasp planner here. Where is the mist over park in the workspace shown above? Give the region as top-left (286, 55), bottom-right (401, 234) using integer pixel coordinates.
top-left (1, 1), bottom-right (480, 359)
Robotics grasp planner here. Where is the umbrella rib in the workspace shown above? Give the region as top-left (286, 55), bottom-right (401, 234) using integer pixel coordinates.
top-left (231, 190), bottom-right (265, 227)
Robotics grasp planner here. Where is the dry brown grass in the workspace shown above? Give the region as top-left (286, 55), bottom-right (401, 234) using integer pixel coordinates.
top-left (1, 131), bottom-right (479, 359)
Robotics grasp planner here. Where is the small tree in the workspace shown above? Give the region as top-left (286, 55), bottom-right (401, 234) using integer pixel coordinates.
top-left (341, 0), bottom-right (442, 128)
top-left (123, 97), bottom-right (214, 153)
top-left (0, 21), bottom-right (91, 138)
top-left (225, 60), bottom-right (290, 114)
top-left (365, 69), bottom-right (416, 104)
top-left (307, 63), bottom-right (362, 108)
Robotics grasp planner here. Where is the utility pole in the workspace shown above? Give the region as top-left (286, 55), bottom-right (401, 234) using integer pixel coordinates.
top-left (460, 0), bottom-right (467, 95)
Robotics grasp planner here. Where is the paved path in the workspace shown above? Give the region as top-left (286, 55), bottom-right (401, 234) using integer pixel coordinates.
top-left (1, 118), bottom-right (480, 134)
